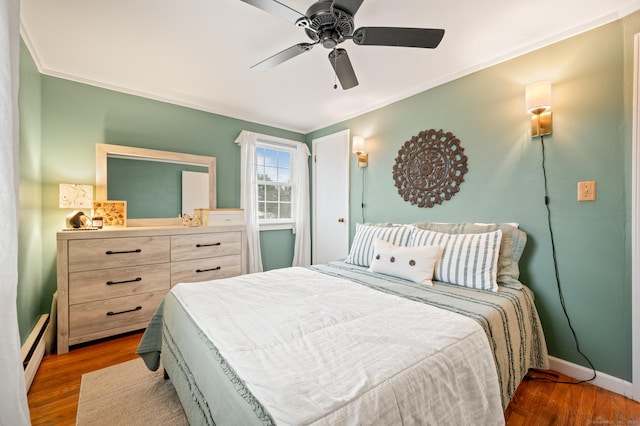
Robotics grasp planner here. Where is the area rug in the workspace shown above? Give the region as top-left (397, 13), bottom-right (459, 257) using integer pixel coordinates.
top-left (76, 358), bottom-right (188, 425)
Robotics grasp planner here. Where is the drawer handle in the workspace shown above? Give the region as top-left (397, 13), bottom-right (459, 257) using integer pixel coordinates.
top-left (196, 242), bottom-right (221, 248)
top-left (106, 277), bottom-right (142, 286)
top-left (196, 266), bottom-right (221, 273)
top-left (106, 306), bottom-right (142, 316)
top-left (105, 249), bottom-right (142, 255)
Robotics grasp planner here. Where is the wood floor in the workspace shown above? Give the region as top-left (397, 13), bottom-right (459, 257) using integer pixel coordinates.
top-left (27, 332), bottom-right (141, 426)
top-left (27, 331), bottom-right (640, 425)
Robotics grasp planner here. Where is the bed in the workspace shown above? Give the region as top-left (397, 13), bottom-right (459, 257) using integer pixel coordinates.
top-left (137, 222), bottom-right (549, 425)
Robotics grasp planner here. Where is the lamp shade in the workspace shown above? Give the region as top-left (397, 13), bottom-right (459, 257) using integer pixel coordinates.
top-left (352, 135), bottom-right (365, 153)
top-left (59, 184), bottom-right (93, 209)
top-left (525, 81), bottom-right (552, 114)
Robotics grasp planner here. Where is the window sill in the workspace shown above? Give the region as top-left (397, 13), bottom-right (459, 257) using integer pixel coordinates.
top-left (259, 222), bottom-right (294, 232)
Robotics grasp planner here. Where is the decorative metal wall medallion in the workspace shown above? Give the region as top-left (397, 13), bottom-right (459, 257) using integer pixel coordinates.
top-left (392, 129), bottom-right (468, 208)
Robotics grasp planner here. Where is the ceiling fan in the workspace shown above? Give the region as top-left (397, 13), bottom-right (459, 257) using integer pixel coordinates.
top-left (240, 0), bottom-right (445, 89)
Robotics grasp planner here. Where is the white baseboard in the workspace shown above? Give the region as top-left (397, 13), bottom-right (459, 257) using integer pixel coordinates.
top-left (549, 356), bottom-right (635, 400)
top-left (23, 335), bottom-right (46, 390)
top-left (21, 314), bottom-right (49, 391)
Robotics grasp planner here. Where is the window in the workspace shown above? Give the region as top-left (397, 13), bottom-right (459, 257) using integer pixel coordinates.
top-left (256, 142), bottom-right (294, 228)
top-left (236, 130), bottom-right (311, 270)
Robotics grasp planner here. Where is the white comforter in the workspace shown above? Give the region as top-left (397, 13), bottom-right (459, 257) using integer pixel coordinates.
top-left (171, 267), bottom-right (504, 425)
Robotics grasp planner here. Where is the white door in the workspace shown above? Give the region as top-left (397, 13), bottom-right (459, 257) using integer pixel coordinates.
top-left (312, 130), bottom-right (350, 264)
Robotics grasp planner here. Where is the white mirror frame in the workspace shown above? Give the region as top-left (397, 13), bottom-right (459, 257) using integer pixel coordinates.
top-left (96, 143), bottom-right (216, 227)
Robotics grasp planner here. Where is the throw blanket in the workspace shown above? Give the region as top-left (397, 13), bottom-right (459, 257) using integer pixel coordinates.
top-left (310, 262), bottom-right (550, 408)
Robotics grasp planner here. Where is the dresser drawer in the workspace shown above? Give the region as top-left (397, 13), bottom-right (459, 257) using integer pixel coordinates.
top-left (69, 291), bottom-right (166, 339)
top-left (69, 263), bottom-right (170, 305)
top-left (171, 232), bottom-right (241, 262)
top-left (68, 236), bottom-right (170, 272)
top-left (171, 254), bottom-right (242, 286)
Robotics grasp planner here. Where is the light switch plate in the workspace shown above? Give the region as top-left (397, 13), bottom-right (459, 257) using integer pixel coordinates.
top-left (578, 181), bottom-right (596, 201)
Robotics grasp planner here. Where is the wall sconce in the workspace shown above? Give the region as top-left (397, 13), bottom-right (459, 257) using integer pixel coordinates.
top-left (525, 81), bottom-right (553, 137)
top-left (59, 183), bottom-right (93, 228)
top-left (352, 135), bottom-right (368, 168)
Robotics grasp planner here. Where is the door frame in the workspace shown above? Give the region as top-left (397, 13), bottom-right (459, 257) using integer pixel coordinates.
top-left (631, 32), bottom-right (640, 402)
top-left (311, 129), bottom-right (351, 264)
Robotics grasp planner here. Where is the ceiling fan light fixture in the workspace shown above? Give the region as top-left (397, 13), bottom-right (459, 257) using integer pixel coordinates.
top-left (321, 29), bottom-right (342, 48)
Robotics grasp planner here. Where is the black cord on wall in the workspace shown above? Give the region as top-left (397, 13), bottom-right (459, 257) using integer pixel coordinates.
top-left (361, 167), bottom-right (366, 223)
top-left (530, 135), bottom-right (597, 385)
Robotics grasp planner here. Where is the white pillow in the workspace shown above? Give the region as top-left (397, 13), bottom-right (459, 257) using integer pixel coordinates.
top-left (369, 238), bottom-right (443, 285)
top-left (409, 228), bottom-right (503, 291)
top-left (344, 223), bottom-right (412, 267)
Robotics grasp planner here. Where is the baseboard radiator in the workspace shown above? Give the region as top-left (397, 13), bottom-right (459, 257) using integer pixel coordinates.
top-left (21, 314), bottom-right (50, 391)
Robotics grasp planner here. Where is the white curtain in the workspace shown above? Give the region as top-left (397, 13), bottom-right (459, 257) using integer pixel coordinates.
top-left (235, 131), bottom-right (263, 273)
top-left (0, 0), bottom-right (31, 424)
top-left (292, 142), bottom-right (311, 266)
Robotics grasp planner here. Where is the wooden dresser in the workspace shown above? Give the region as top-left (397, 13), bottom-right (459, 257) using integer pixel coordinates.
top-left (56, 225), bottom-right (246, 354)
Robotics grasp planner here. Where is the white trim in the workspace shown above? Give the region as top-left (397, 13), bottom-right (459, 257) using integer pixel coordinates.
top-left (256, 140), bottom-right (298, 152)
top-left (631, 32), bottom-right (640, 402)
top-left (259, 222), bottom-right (294, 231)
top-left (22, 315), bottom-right (49, 391)
top-left (549, 356), bottom-right (633, 398)
top-left (20, 314), bottom-right (48, 364)
top-left (254, 134), bottom-right (302, 149)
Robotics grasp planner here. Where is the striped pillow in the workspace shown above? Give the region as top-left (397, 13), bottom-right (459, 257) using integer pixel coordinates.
top-left (409, 228), bottom-right (503, 291)
top-left (345, 223), bottom-right (412, 267)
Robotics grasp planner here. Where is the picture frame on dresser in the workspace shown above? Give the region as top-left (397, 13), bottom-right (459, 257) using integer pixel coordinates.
top-left (92, 200), bottom-right (127, 227)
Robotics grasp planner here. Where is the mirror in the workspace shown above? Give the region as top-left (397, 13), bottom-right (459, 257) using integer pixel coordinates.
top-left (96, 143), bottom-right (216, 226)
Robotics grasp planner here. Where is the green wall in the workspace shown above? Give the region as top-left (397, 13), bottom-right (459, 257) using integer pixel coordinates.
top-left (308, 16), bottom-right (636, 380)
top-left (17, 39), bottom-right (44, 342)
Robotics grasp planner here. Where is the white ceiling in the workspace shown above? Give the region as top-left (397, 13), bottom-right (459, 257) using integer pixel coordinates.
top-left (20, 0), bottom-right (640, 134)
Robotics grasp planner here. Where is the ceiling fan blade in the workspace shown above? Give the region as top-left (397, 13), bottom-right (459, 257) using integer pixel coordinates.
top-left (332, 0), bottom-right (364, 16)
top-left (328, 48), bottom-right (359, 90)
top-left (239, 0), bottom-right (305, 25)
top-left (251, 43), bottom-right (315, 71)
top-left (353, 27), bottom-right (445, 48)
